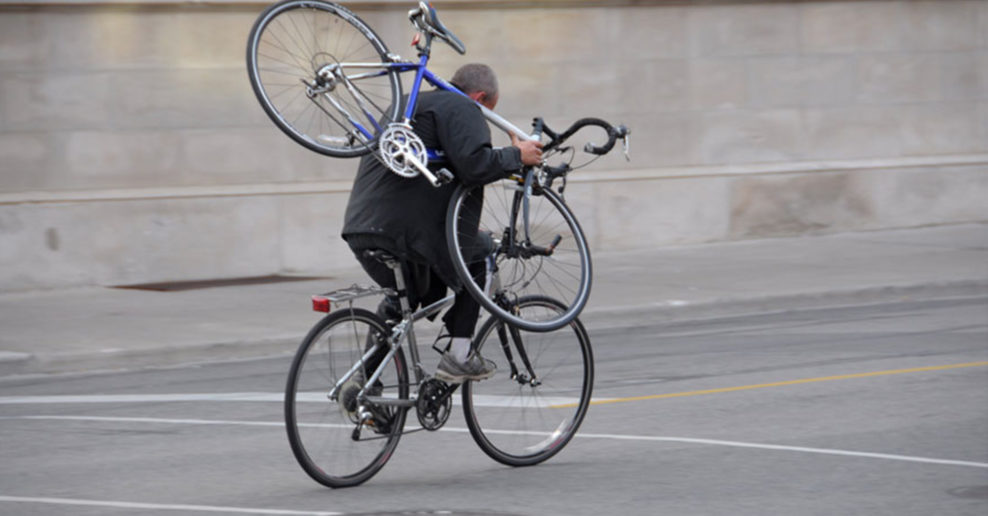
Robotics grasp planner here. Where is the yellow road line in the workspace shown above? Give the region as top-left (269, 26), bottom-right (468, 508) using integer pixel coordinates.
top-left (553, 361), bottom-right (988, 408)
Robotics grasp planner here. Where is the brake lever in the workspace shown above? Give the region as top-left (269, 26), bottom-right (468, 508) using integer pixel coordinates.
top-left (617, 125), bottom-right (631, 161)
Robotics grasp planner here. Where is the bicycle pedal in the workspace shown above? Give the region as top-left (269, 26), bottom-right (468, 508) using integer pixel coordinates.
top-left (436, 168), bottom-right (454, 184)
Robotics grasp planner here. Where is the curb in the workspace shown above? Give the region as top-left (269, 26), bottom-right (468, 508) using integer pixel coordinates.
top-left (0, 337), bottom-right (302, 379)
top-left (0, 352), bottom-right (33, 378)
top-left (2, 280), bottom-right (986, 379)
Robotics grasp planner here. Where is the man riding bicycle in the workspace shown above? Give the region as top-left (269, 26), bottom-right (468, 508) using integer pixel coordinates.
top-left (342, 63), bottom-right (543, 383)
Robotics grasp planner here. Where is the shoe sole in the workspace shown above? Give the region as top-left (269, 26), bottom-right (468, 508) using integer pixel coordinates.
top-left (435, 369), bottom-right (495, 384)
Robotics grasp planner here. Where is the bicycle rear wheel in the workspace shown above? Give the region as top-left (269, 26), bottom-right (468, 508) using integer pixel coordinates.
top-left (285, 308), bottom-right (408, 488)
top-left (247, 0), bottom-right (401, 157)
top-left (463, 296), bottom-right (594, 466)
top-left (446, 180), bottom-right (592, 332)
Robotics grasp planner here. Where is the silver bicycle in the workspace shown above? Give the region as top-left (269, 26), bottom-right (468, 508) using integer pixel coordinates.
top-left (285, 250), bottom-right (594, 487)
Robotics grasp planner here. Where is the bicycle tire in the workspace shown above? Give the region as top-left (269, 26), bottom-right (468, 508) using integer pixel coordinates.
top-left (446, 180), bottom-right (592, 332)
top-left (462, 295), bottom-right (594, 466)
top-left (246, 0), bottom-right (402, 158)
top-left (285, 308), bottom-right (408, 488)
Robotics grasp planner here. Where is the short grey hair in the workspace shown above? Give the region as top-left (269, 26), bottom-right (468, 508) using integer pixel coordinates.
top-left (451, 63), bottom-right (499, 99)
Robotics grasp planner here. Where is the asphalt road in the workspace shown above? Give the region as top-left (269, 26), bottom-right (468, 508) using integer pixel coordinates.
top-left (1, 298), bottom-right (986, 516)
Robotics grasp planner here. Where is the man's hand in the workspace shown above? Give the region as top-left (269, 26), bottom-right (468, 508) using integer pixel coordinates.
top-left (511, 134), bottom-right (544, 166)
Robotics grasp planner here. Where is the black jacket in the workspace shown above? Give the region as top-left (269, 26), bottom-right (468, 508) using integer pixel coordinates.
top-left (342, 89), bottom-right (524, 286)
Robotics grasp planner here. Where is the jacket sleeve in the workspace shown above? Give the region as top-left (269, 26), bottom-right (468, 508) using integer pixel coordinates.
top-left (435, 98), bottom-right (524, 186)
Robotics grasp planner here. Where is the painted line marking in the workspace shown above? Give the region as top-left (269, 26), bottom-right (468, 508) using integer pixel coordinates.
top-left (0, 495), bottom-right (340, 515)
top-left (0, 392), bottom-right (585, 408)
top-left (554, 361), bottom-right (988, 408)
top-left (4, 415), bottom-right (986, 470)
top-left (573, 433), bottom-right (988, 469)
top-left (0, 393), bottom-right (286, 404)
top-left (3, 415), bottom-right (286, 427)
top-left (14, 361), bottom-right (982, 409)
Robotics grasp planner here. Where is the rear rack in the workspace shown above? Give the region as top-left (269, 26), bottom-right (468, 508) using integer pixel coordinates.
top-left (312, 284), bottom-right (396, 312)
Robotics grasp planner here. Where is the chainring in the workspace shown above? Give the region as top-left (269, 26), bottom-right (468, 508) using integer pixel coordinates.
top-left (379, 123), bottom-right (427, 178)
top-left (415, 378), bottom-right (452, 431)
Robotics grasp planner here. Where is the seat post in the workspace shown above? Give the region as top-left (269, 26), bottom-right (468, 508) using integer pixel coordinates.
top-left (379, 253), bottom-right (426, 380)
top-left (382, 256), bottom-right (414, 318)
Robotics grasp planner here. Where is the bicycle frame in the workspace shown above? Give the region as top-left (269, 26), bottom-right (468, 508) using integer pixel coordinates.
top-left (321, 248), bottom-right (544, 414)
top-left (323, 255), bottom-right (456, 411)
top-left (318, 52), bottom-right (536, 158)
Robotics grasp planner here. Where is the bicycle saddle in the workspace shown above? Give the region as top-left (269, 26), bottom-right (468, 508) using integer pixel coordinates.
top-left (363, 249), bottom-right (399, 264)
top-left (416, 2), bottom-right (466, 54)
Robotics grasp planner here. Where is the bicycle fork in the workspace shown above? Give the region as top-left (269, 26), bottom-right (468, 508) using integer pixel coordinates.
top-left (496, 322), bottom-right (541, 387)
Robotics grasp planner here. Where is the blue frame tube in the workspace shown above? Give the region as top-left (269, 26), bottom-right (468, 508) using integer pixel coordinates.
top-left (424, 69), bottom-right (465, 96)
top-left (395, 60), bottom-right (469, 122)
top-left (403, 54), bottom-right (432, 120)
top-left (375, 59), bottom-right (534, 146)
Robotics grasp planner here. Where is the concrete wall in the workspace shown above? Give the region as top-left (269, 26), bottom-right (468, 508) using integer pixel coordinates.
top-left (1, 0), bottom-right (986, 290)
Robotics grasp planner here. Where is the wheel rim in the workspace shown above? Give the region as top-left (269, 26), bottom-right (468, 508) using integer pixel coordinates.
top-left (449, 182), bottom-right (592, 332)
top-left (463, 297), bottom-right (593, 464)
top-left (248, 1), bottom-right (400, 157)
top-left (286, 311), bottom-right (407, 486)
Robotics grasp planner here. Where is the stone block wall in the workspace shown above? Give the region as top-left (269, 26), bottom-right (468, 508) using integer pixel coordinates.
top-left (0, 0), bottom-right (986, 290)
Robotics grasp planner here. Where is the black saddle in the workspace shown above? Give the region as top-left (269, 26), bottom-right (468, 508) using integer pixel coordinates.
top-left (362, 249), bottom-right (400, 265)
top-left (414, 1), bottom-right (466, 55)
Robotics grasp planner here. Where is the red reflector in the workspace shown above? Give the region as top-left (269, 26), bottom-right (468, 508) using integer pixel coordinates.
top-left (411, 33), bottom-right (421, 47)
top-left (312, 296), bottom-right (331, 313)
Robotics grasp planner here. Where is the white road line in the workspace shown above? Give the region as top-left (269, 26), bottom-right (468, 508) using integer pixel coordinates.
top-left (0, 495), bottom-right (340, 515)
top-left (0, 393), bottom-right (285, 404)
top-left (5, 414), bottom-right (987, 469)
top-left (574, 432), bottom-right (988, 469)
top-left (1, 415), bottom-right (477, 434)
top-left (0, 392), bottom-right (586, 408)
top-left (4, 415), bottom-right (287, 427)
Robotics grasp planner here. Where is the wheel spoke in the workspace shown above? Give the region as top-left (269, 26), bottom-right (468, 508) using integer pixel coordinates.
top-left (285, 308), bottom-right (407, 487)
top-left (447, 181), bottom-right (590, 332)
top-left (248, 0), bottom-right (400, 158)
top-left (464, 297), bottom-right (593, 465)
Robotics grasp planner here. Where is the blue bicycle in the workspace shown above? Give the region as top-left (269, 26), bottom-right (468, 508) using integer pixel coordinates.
top-left (247, 0), bottom-right (628, 333)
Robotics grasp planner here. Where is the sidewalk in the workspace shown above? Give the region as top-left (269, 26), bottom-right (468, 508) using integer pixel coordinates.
top-left (1, 223), bottom-right (986, 378)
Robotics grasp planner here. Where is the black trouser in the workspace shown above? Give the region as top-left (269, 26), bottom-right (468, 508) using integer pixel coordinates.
top-left (347, 235), bottom-right (488, 374)
top-left (352, 250), bottom-right (484, 339)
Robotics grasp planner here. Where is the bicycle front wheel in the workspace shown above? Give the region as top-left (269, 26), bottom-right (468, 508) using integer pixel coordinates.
top-left (463, 296), bottom-right (594, 466)
top-left (247, 0), bottom-right (402, 157)
top-left (285, 308), bottom-right (409, 488)
top-left (446, 180), bottom-right (592, 332)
